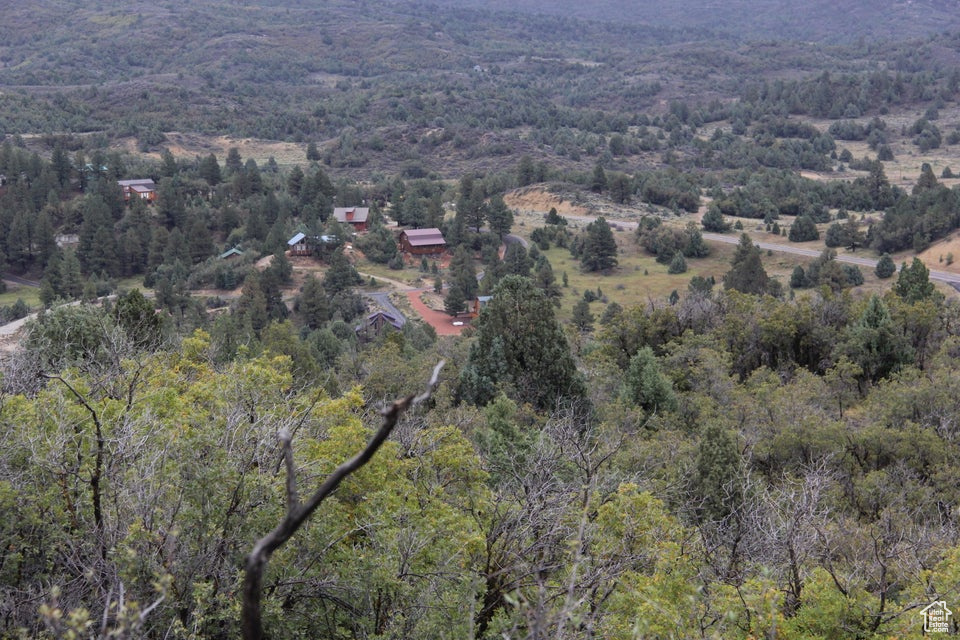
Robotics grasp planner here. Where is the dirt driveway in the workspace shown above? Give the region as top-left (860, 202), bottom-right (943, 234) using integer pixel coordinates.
top-left (406, 291), bottom-right (467, 336)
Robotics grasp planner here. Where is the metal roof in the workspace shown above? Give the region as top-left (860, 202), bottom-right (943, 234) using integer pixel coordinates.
top-left (334, 207), bottom-right (369, 223)
top-left (401, 228), bottom-right (446, 246)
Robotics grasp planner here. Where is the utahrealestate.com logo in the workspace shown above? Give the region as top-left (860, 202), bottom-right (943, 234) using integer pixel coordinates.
top-left (921, 600), bottom-right (954, 634)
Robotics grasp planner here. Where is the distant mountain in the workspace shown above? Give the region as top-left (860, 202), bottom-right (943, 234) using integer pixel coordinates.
top-left (417, 0), bottom-right (960, 43)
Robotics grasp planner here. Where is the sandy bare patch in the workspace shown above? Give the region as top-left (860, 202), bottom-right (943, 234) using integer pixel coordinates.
top-left (505, 186), bottom-right (593, 217)
top-left (115, 133), bottom-right (312, 166)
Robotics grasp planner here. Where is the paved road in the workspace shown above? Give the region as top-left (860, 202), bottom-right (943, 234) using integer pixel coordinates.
top-left (1, 273), bottom-right (40, 288)
top-left (562, 214), bottom-right (960, 287)
top-left (701, 232), bottom-right (960, 285)
top-left (505, 233), bottom-right (528, 249)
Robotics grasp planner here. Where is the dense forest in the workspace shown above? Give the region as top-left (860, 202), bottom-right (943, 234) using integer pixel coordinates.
top-left (6, 1), bottom-right (960, 638)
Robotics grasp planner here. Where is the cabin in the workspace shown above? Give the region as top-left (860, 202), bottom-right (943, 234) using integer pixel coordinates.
top-left (355, 310), bottom-right (404, 341)
top-left (399, 228), bottom-right (446, 256)
top-left (287, 232), bottom-right (311, 256)
top-left (333, 207), bottom-right (369, 232)
top-left (287, 232), bottom-right (339, 257)
top-left (218, 247), bottom-right (245, 260)
top-left (118, 179), bottom-right (158, 202)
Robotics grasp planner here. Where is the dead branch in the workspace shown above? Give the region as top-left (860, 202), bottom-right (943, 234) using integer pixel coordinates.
top-left (241, 361), bottom-right (445, 640)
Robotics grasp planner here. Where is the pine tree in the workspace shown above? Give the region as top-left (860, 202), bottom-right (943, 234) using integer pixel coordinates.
top-left (225, 147), bottom-right (243, 175)
top-left (667, 251), bottom-right (687, 274)
top-left (486, 194), bottom-right (514, 240)
top-left (444, 282), bottom-right (467, 316)
top-left (875, 253), bottom-right (896, 279)
top-left (580, 217), bottom-right (618, 272)
top-left (623, 346), bottom-right (676, 413)
top-left (571, 299), bottom-right (594, 332)
top-left (448, 246), bottom-right (479, 300)
top-left (701, 205), bottom-right (730, 232)
top-left (893, 257), bottom-right (940, 303)
top-left (459, 276), bottom-right (585, 409)
top-left (590, 162), bottom-right (607, 193)
top-left (198, 154), bottom-right (222, 186)
top-left (296, 275), bottom-right (329, 330)
top-left (723, 234), bottom-right (771, 295)
top-left (693, 424), bottom-right (742, 522)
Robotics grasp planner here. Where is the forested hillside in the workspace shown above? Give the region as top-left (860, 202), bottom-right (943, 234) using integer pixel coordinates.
top-left (424, 0), bottom-right (960, 42)
top-left (6, 1), bottom-right (960, 638)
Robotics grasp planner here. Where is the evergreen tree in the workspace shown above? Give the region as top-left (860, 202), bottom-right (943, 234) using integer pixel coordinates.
top-left (503, 243), bottom-right (532, 277)
top-left (187, 218), bottom-right (213, 265)
top-left (723, 234), bottom-right (771, 295)
top-left (448, 245), bottom-right (479, 300)
top-left (534, 259), bottom-right (562, 304)
top-left (295, 275), bottom-right (330, 330)
top-left (517, 155), bottom-right (535, 187)
top-left (287, 165), bottom-right (304, 197)
top-left (875, 253), bottom-right (896, 279)
top-left (790, 266), bottom-right (808, 289)
top-left (693, 424), bottom-right (742, 522)
top-left (60, 250), bottom-right (84, 299)
top-left (225, 147), bottom-right (243, 176)
top-left (701, 205), bottom-right (730, 232)
top-left (459, 276), bottom-right (585, 409)
top-left (580, 217), bottom-right (618, 272)
top-left (913, 162), bottom-right (939, 194)
top-left (198, 153), bottom-right (222, 186)
top-left (788, 215), bottom-right (819, 242)
top-left (486, 194), bottom-right (514, 240)
top-left (236, 271), bottom-right (269, 336)
top-left (323, 249), bottom-right (363, 295)
top-left (160, 149), bottom-right (178, 178)
top-left (590, 162), bottom-right (607, 193)
top-left (667, 251), bottom-right (687, 274)
top-left (444, 282), bottom-right (467, 316)
top-left (112, 289), bottom-right (163, 350)
top-left (893, 257), bottom-right (940, 303)
top-left (841, 294), bottom-right (912, 383)
top-left (545, 207), bottom-right (566, 226)
top-left (571, 299), bottom-right (594, 332)
top-left (50, 145), bottom-right (72, 190)
top-left (623, 346), bottom-right (676, 413)
top-left (157, 178), bottom-right (186, 229)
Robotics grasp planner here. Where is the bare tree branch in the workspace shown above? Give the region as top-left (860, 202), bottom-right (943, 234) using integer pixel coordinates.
top-left (241, 361), bottom-right (445, 640)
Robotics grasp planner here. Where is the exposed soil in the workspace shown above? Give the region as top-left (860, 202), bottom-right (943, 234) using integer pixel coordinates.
top-left (406, 291), bottom-right (467, 336)
top-left (117, 133), bottom-right (309, 165)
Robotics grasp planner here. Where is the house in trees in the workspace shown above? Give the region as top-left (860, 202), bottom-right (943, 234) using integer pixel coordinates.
top-left (333, 207), bottom-right (369, 232)
top-left (218, 246), bottom-right (245, 260)
top-left (287, 232), bottom-right (311, 256)
top-left (118, 179), bottom-right (158, 202)
top-left (287, 232), bottom-right (339, 257)
top-left (355, 310), bottom-right (404, 340)
top-left (399, 228), bottom-right (446, 256)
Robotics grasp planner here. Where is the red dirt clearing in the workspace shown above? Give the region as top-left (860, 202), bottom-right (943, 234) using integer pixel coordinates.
top-left (406, 291), bottom-right (467, 336)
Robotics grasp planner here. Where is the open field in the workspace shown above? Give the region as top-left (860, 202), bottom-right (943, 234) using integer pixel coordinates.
top-left (119, 133), bottom-right (310, 167)
top-left (0, 284), bottom-right (40, 308)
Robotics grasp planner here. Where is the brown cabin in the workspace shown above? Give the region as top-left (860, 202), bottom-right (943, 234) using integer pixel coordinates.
top-left (333, 207), bottom-right (369, 232)
top-left (399, 228), bottom-right (446, 255)
top-left (118, 179), bottom-right (158, 202)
